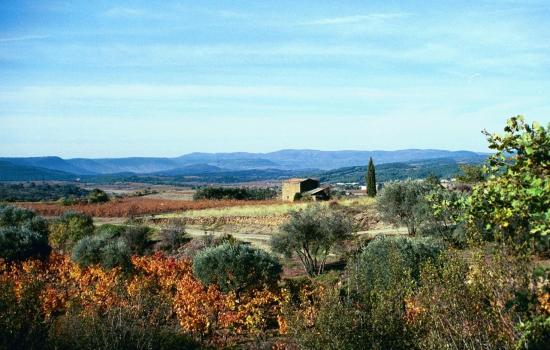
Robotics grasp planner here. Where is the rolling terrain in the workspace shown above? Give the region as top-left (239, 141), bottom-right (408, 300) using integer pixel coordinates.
top-left (1, 149), bottom-right (487, 177)
top-left (0, 154), bottom-right (485, 184)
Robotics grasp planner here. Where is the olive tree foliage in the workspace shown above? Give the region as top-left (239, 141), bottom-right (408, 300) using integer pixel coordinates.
top-left (0, 205), bottom-right (50, 261)
top-left (72, 224), bottom-right (153, 270)
top-left (289, 236), bottom-right (444, 350)
top-left (377, 180), bottom-right (434, 235)
top-left (464, 116), bottom-right (549, 253)
top-left (193, 242), bottom-right (282, 293)
top-left (271, 205), bottom-right (354, 276)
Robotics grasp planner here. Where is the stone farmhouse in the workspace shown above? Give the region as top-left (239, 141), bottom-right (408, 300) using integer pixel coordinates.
top-left (281, 178), bottom-right (331, 202)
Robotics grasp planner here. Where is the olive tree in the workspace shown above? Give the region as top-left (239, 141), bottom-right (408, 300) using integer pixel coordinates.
top-left (271, 205), bottom-right (353, 276)
top-left (377, 180), bottom-right (434, 235)
top-left (193, 242), bottom-right (281, 293)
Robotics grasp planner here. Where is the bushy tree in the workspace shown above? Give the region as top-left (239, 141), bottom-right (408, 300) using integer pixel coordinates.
top-left (352, 235), bottom-right (445, 287)
top-left (420, 186), bottom-right (467, 244)
top-left (411, 249), bottom-right (533, 349)
top-left (0, 205), bottom-right (50, 261)
top-left (377, 180), bottom-right (435, 235)
top-left (464, 116), bottom-right (549, 253)
top-left (87, 188), bottom-right (109, 203)
top-left (49, 211), bottom-right (94, 252)
top-left (193, 242), bottom-right (281, 293)
top-left (71, 235), bottom-right (105, 266)
top-left (288, 235), bottom-right (442, 349)
top-left (121, 226), bottom-right (151, 255)
top-left (456, 164), bottom-right (485, 183)
top-left (271, 205), bottom-right (353, 276)
top-left (156, 220), bottom-right (188, 252)
top-left (193, 187), bottom-right (277, 200)
top-left (366, 157), bottom-right (377, 197)
top-left (71, 224), bottom-right (152, 270)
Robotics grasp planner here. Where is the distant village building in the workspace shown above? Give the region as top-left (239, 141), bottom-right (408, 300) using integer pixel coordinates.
top-left (282, 178), bottom-right (330, 201)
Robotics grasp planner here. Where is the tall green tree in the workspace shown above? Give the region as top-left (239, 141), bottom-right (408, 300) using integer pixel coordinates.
top-left (366, 157), bottom-right (377, 197)
top-left (464, 116), bottom-right (549, 252)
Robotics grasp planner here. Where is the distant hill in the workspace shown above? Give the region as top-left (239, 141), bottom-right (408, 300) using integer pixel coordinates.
top-left (84, 168), bottom-right (307, 185)
top-left (67, 157), bottom-right (179, 174)
top-left (0, 156), bottom-right (94, 175)
top-left (0, 149), bottom-right (488, 176)
top-left (175, 149), bottom-right (486, 170)
top-left (153, 164), bottom-right (222, 176)
top-left (0, 160), bottom-right (76, 181)
top-left (317, 157), bottom-right (485, 184)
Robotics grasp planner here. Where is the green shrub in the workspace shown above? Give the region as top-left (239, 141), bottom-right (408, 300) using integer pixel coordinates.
top-left (87, 188), bottom-right (109, 203)
top-left (193, 186), bottom-right (277, 200)
top-left (72, 235), bottom-right (131, 270)
top-left (71, 235), bottom-right (106, 267)
top-left (288, 238), bottom-right (419, 350)
top-left (412, 249), bottom-right (531, 349)
top-left (49, 211), bottom-right (94, 252)
top-left (100, 239), bottom-right (131, 270)
top-left (0, 227), bottom-right (50, 262)
top-left (193, 243), bottom-right (281, 293)
top-left (95, 224), bottom-right (126, 238)
top-left (0, 204), bottom-right (36, 227)
top-left (463, 116), bottom-right (549, 253)
top-left (156, 221), bottom-right (188, 252)
top-left (0, 205), bottom-right (50, 261)
top-left (121, 226), bottom-right (151, 255)
top-left (287, 236), bottom-right (445, 349)
top-left (353, 235), bottom-right (445, 286)
top-left (516, 315), bottom-right (550, 350)
top-left (72, 225), bottom-right (154, 270)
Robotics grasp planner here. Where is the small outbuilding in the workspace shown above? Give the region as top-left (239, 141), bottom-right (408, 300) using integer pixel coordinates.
top-left (304, 186), bottom-right (331, 201)
top-left (282, 178), bottom-right (330, 201)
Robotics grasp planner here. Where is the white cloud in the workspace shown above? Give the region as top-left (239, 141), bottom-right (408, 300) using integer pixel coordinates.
top-left (0, 35), bottom-right (49, 43)
top-left (0, 84), bottom-right (398, 102)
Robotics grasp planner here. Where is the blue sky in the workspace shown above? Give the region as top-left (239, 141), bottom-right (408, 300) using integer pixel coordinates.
top-left (1, 0), bottom-right (549, 157)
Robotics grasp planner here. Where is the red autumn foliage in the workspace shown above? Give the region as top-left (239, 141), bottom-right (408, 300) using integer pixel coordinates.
top-left (16, 197), bottom-right (277, 217)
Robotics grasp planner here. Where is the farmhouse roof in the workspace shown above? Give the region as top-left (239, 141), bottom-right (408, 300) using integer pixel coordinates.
top-left (285, 178), bottom-right (311, 183)
top-left (305, 186), bottom-right (330, 195)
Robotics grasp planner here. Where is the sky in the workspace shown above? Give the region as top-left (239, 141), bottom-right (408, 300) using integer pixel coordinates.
top-left (1, 0), bottom-right (549, 158)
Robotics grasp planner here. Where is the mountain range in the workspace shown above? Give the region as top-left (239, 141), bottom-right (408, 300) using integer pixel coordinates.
top-left (0, 149), bottom-right (486, 176)
top-left (0, 149), bottom-right (487, 182)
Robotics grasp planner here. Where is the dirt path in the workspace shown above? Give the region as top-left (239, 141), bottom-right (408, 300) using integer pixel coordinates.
top-left (91, 217), bottom-right (408, 251)
top-left (183, 225), bottom-right (409, 251)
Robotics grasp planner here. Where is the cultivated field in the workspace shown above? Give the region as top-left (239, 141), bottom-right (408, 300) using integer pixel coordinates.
top-left (17, 197), bottom-right (280, 217)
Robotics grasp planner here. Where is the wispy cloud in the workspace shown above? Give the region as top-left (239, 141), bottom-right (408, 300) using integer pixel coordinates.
top-left (0, 35), bottom-right (49, 43)
top-left (300, 13), bottom-right (409, 26)
top-left (102, 7), bottom-right (173, 20)
top-left (103, 7), bottom-right (148, 18)
top-left (0, 84), bottom-right (399, 102)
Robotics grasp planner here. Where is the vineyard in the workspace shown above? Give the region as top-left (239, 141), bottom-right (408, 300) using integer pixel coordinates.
top-left (16, 197), bottom-right (278, 217)
top-left (0, 252), bottom-right (291, 348)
